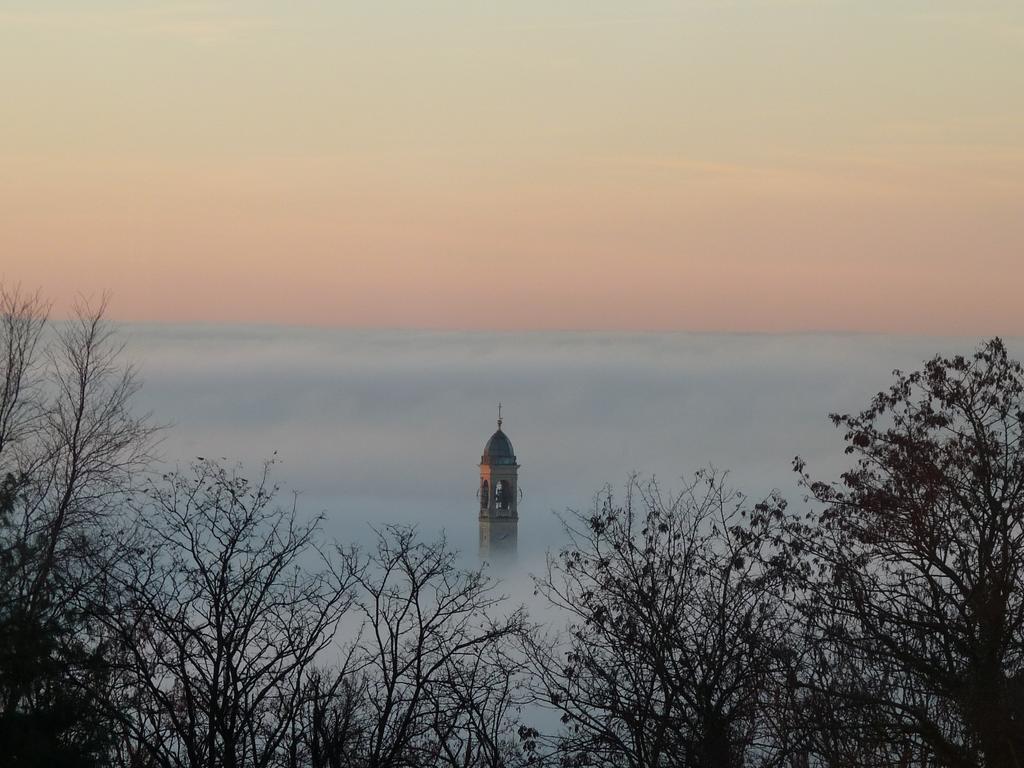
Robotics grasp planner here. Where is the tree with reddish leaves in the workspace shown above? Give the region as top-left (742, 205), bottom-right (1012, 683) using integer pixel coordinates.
top-left (772, 338), bottom-right (1024, 767)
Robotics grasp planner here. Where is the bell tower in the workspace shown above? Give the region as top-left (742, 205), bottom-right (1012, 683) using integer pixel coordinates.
top-left (478, 404), bottom-right (518, 561)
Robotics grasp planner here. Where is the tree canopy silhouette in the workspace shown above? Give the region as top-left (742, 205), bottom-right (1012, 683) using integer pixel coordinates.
top-left (764, 338), bottom-right (1024, 767)
top-left (527, 471), bottom-right (793, 768)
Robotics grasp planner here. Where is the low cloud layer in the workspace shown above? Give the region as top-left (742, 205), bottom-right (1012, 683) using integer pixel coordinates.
top-left (123, 326), bottom-right (1020, 563)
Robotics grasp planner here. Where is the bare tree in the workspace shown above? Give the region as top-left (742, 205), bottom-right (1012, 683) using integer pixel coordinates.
top-left (21, 296), bottom-right (155, 611)
top-left (528, 471), bottom-right (792, 768)
top-left (308, 526), bottom-right (529, 768)
top-left (0, 284), bottom-right (48, 459)
top-left (98, 459), bottom-right (355, 768)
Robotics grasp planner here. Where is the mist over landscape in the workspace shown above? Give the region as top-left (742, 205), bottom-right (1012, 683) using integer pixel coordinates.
top-left (124, 324), bottom-right (1021, 565)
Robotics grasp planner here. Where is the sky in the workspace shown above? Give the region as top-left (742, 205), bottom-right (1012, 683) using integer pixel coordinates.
top-left (2, 1), bottom-right (1023, 332)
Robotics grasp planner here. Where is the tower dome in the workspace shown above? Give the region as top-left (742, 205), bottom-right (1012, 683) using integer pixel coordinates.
top-left (481, 428), bottom-right (516, 465)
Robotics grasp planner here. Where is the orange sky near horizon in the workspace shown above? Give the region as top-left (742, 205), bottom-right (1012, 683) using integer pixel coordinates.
top-left (2, 1), bottom-right (1022, 333)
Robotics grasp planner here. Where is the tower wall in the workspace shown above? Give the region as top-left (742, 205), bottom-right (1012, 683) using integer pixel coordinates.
top-left (479, 517), bottom-right (517, 560)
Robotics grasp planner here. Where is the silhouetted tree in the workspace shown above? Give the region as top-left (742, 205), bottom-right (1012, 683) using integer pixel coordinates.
top-left (0, 287), bottom-right (154, 767)
top-left (528, 471), bottom-right (792, 768)
top-left (99, 460), bottom-right (354, 768)
top-left (0, 286), bottom-right (46, 458)
top-left (308, 526), bottom-right (529, 768)
top-left (768, 338), bottom-right (1024, 767)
